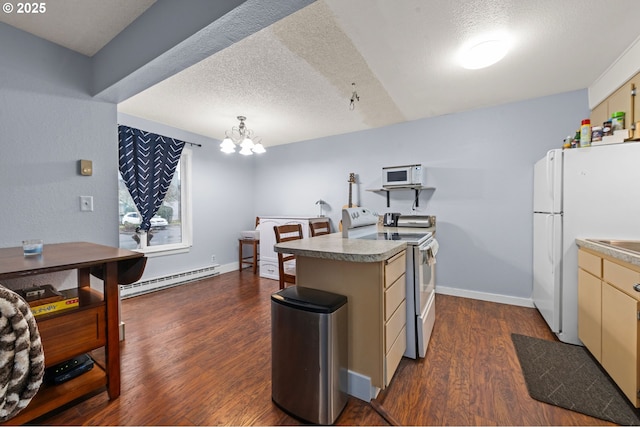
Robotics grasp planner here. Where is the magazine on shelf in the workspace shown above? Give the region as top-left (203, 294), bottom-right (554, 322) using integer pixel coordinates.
top-left (30, 289), bottom-right (79, 317)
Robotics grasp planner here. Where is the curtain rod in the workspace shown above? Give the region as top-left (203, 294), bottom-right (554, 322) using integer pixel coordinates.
top-left (117, 124), bottom-right (202, 147)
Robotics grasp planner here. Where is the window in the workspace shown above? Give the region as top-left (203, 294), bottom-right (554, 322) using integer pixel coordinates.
top-left (118, 148), bottom-right (192, 255)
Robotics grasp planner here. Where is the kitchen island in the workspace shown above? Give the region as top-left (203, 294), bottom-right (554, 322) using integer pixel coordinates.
top-left (274, 232), bottom-right (407, 401)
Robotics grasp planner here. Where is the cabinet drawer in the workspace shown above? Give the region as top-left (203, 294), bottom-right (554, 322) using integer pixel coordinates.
top-left (385, 251), bottom-right (406, 288)
top-left (385, 300), bottom-right (406, 354)
top-left (385, 274), bottom-right (405, 319)
top-left (385, 325), bottom-right (406, 386)
top-left (260, 258), bottom-right (279, 280)
top-left (603, 259), bottom-right (640, 302)
top-left (578, 249), bottom-right (602, 277)
top-left (38, 306), bottom-right (106, 367)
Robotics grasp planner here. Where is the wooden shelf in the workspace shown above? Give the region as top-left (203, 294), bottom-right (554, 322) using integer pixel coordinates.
top-left (367, 186), bottom-right (435, 207)
top-left (37, 289), bottom-right (106, 367)
top-left (2, 365), bottom-right (107, 425)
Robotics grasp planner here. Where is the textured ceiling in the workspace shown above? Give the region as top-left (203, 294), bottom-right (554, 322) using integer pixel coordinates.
top-left (4, 0), bottom-right (640, 147)
top-left (0, 0), bottom-right (156, 56)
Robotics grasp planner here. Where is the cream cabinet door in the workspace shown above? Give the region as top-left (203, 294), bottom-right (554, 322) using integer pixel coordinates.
top-left (590, 101), bottom-right (608, 128)
top-left (602, 283), bottom-right (640, 408)
top-left (578, 268), bottom-right (602, 362)
top-left (607, 82), bottom-right (633, 124)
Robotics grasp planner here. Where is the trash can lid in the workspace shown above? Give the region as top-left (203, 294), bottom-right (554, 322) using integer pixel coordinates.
top-left (271, 286), bottom-right (347, 313)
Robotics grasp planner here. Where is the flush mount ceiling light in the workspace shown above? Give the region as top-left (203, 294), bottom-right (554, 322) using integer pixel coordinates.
top-left (219, 116), bottom-right (266, 155)
top-left (459, 36), bottom-right (511, 70)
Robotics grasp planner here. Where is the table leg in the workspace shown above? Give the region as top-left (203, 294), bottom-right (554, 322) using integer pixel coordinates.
top-left (103, 261), bottom-right (121, 399)
top-left (77, 267), bottom-right (91, 288)
top-left (253, 241), bottom-right (258, 274)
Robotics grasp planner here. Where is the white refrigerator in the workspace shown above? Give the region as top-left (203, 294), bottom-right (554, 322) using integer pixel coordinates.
top-left (533, 141), bottom-right (640, 345)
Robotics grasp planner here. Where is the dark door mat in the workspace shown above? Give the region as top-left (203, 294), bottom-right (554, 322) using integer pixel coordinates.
top-left (511, 334), bottom-right (640, 425)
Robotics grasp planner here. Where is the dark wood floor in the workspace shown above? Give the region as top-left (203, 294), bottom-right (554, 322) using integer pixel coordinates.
top-left (35, 271), bottom-right (612, 426)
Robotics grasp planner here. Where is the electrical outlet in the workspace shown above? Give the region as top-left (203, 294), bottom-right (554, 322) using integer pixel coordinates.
top-left (211, 255), bottom-right (216, 263)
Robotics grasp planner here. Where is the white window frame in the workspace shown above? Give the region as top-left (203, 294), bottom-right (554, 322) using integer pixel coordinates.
top-left (121, 148), bottom-right (193, 257)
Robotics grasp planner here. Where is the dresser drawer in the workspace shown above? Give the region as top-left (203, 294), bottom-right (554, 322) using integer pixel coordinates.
top-left (385, 251), bottom-right (406, 288)
top-left (385, 274), bottom-right (405, 320)
top-left (385, 325), bottom-right (406, 386)
top-left (385, 300), bottom-right (406, 354)
top-left (603, 259), bottom-right (640, 302)
top-left (38, 305), bottom-right (106, 367)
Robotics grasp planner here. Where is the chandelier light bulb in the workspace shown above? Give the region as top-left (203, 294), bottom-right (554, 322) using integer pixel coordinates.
top-left (220, 137), bottom-right (236, 153)
top-left (221, 146), bottom-right (235, 154)
top-left (240, 138), bottom-right (255, 149)
top-left (252, 143), bottom-right (266, 154)
top-left (239, 146), bottom-right (253, 155)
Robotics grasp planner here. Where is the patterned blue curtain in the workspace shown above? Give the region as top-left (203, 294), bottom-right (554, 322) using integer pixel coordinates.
top-left (118, 125), bottom-right (186, 231)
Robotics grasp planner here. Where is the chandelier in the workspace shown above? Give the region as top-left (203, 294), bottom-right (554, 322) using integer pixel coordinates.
top-left (219, 116), bottom-right (266, 155)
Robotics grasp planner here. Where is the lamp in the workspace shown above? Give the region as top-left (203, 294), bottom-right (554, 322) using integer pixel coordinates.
top-left (315, 199), bottom-right (327, 217)
top-left (219, 116), bottom-right (266, 155)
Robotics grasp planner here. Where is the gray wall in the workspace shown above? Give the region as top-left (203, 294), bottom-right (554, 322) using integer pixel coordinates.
top-left (0, 24), bottom-right (117, 248)
top-left (254, 90), bottom-right (590, 299)
top-left (0, 24), bottom-right (117, 288)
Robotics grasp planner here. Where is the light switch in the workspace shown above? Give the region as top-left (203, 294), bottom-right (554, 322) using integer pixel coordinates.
top-left (80, 196), bottom-right (93, 212)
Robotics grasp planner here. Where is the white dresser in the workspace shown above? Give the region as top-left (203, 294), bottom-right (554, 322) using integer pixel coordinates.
top-left (257, 216), bottom-right (326, 280)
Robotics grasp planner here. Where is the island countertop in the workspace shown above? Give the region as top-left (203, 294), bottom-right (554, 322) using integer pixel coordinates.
top-left (274, 232), bottom-right (407, 262)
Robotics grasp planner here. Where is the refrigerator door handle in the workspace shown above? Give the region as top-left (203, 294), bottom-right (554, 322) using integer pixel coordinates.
top-left (546, 150), bottom-right (555, 204)
top-left (546, 214), bottom-right (554, 264)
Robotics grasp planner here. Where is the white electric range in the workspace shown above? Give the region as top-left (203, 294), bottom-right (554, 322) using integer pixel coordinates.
top-left (342, 208), bottom-right (438, 359)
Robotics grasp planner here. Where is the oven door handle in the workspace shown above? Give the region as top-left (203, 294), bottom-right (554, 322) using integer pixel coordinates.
top-left (419, 238), bottom-right (434, 251)
top-left (420, 241), bottom-right (437, 265)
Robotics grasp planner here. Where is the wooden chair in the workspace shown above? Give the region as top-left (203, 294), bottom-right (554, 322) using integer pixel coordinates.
top-left (273, 223), bottom-right (303, 289)
top-left (310, 220), bottom-right (331, 237)
top-left (239, 217), bottom-right (260, 274)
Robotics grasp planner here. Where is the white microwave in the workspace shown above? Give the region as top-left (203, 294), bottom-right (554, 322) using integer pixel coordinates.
top-left (382, 164), bottom-right (423, 187)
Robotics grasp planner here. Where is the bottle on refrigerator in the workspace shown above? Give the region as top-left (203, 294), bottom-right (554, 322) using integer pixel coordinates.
top-left (580, 119), bottom-right (591, 147)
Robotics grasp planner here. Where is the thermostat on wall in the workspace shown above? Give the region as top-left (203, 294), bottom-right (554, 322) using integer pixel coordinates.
top-left (79, 159), bottom-right (92, 176)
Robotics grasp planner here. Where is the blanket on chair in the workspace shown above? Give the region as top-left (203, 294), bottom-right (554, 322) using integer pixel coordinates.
top-left (0, 285), bottom-right (44, 422)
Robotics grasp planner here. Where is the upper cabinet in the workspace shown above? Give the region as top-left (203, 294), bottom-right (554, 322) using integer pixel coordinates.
top-left (591, 72), bottom-right (640, 139)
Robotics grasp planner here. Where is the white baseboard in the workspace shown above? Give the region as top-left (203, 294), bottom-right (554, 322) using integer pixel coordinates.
top-left (435, 286), bottom-right (535, 308)
top-left (218, 261), bottom-right (240, 275)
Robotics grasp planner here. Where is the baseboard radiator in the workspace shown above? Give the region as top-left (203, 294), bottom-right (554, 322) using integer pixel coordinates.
top-left (120, 265), bottom-right (220, 299)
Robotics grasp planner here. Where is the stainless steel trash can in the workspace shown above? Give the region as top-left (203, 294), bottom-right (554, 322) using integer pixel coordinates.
top-left (271, 286), bottom-right (348, 425)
